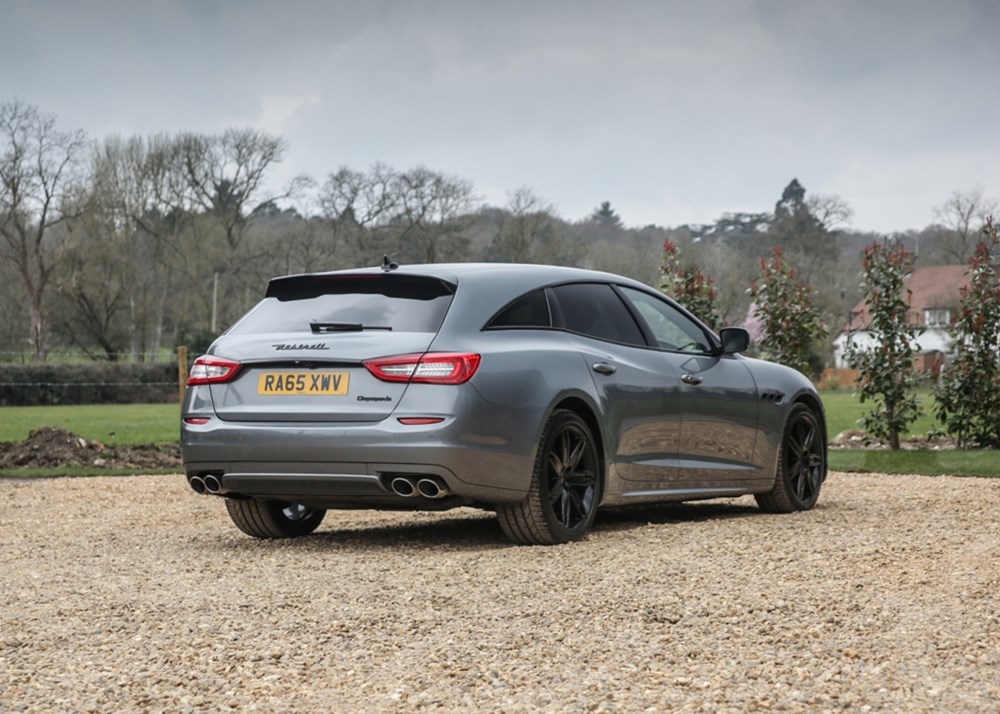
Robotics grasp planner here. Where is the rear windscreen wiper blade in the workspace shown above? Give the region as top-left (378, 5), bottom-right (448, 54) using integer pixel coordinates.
top-left (310, 321), bottom-right (393, 333)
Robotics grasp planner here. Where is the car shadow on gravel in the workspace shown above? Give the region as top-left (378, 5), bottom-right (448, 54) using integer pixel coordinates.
top-left (594, 500), bottom-right (760, 534)
top-left (215, 513), bottom-right (510, 553)
top-left (206, 501), bottom-right (762, 552)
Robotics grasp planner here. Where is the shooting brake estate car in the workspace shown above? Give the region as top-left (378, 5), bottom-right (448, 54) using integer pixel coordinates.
top-left (181, 261), bottom-right (827, 545)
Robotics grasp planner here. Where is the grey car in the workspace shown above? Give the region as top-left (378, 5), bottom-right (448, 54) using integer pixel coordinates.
top-left (181, 261), bottom-right (827, 545)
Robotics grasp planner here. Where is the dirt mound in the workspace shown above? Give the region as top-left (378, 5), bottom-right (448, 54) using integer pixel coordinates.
top-left (0, 426), bottom-right (180, 470)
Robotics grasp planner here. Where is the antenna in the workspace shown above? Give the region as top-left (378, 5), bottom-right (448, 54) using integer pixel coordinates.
top-left (381, 255), bottom-right (399, 272)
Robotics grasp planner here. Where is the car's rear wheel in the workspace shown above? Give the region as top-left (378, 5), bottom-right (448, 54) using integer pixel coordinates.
top-left (225, 498), bottom-right (326, 538)
top-left (497, 410), bottom-right (599, 545)
top-left (756, 403), bottom-right (826, 513)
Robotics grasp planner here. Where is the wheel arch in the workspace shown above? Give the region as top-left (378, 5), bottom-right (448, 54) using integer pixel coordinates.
top-left (792, 391), bottom-right (828, 451)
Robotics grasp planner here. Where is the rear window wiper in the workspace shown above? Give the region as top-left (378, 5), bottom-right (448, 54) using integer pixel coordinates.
top-left (310, 321), bottom-right (393, 333)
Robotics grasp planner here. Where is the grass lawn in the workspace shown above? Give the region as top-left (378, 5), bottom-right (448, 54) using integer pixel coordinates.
top-left (0, 403), bottom-right (179, 446)
top-left (1, 399), bottom-right (997, 478)
top-left (820, 389), bottom-right (942, 438)
top-left (2, 466), bottom-right (181, 478)
top-left (828, 449), bottom-right (1000, 477)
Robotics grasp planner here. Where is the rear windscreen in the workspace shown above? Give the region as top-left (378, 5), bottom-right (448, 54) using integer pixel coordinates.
top-left (229, 274), bottom-right (456, 335)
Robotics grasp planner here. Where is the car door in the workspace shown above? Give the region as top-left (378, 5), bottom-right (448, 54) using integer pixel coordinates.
top-left (616, 287), bottom-right (764, 488)
top-left (548, 283), bottom-right (684, 484)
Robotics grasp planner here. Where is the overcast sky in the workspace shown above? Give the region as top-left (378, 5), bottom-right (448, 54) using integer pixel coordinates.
top-left (3, 0), bottom-right (999, 232)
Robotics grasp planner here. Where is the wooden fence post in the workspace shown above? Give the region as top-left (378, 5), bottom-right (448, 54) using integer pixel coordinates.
top-left (177, 345), bottom-right (188, 405)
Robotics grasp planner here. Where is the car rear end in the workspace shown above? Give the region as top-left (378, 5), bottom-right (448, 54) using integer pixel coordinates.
top-left (180, 269), bottom-right (536, 510)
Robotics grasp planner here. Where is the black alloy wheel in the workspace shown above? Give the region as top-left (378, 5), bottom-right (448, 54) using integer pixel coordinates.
top-left (756, 403), bottom-right (826, 513)
top-left (546, 421), bottom-right (598, 531)
top-left (497, 410), bottom-right (600, 545)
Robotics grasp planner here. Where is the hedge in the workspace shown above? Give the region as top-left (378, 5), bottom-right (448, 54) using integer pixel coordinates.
top-left (0, 363), bottom-right (179, 406)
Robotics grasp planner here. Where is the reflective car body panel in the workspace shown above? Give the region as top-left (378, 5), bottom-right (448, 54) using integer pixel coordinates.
top-left (181, 263), bottom-right (826, 519)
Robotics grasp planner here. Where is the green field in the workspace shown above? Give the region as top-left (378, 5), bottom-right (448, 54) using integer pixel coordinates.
top-left (0, 403), bottom-right (179, 446)
top-left (1, 399), bottom-right (997, 477)
top-left (820, 389), bottom-right (942, 438)
top-left (828, 449), bottom-right (1000, 477)
top-left (3, 394), bottom-right (940, 447)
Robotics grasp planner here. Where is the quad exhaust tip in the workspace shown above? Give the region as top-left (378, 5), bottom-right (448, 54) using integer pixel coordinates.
top-left (388, 475), bottom-right (450, 499)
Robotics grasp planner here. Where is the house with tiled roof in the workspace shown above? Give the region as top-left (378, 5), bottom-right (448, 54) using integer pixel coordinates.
top-left (831, 265), bottom-right (969, 371)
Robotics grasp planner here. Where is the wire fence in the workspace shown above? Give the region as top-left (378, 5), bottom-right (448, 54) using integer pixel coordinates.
top-left (0, 351), bottom-right (178, 364)
top-left (0, 350), bottom-right (188, 405)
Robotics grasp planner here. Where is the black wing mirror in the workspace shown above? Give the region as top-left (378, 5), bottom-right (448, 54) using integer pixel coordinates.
top-left (718, 327), bottom-right (750, 355)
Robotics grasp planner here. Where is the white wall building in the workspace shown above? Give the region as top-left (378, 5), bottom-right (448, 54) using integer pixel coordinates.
top-left (831, 265), bottom-right (968, 371)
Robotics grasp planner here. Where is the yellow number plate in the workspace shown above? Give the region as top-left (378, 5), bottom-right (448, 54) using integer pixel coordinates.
top-left (257, 371), bottom-right (350, 395)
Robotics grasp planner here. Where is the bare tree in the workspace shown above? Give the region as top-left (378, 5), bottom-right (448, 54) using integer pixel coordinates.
top-left (319, 163), bottom-right (400, 264)
top-left (81, 134), bottom-right (182, 361)
top-left (319, 164), bottom-right (478, 265)
top-left (932, 186), bottom-right (998, 263)
top-left (176, 128), bottom-right (309, 252)
top-left (394, 166), bottom-right (477, 263)
top-left (490, 187), bottom-right (556, 263)
top-left (56, 230), bottom-right (130, 361)
top-left (806, 194), bottom-right (853, 232)
top-left (0, 100), bottom-right (87, 360)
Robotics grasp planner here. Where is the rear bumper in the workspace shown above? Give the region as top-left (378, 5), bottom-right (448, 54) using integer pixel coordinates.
top-left (181, 413), bottom-right (538, 507)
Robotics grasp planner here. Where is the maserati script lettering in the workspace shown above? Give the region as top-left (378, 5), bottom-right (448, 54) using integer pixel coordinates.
top-left (272, 343), bottom-right (329, 351)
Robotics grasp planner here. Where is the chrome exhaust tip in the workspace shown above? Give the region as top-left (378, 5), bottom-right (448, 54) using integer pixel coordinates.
top-left (416, 478), bottom-right (449, 499)
top-left (203, 474), bottom-right (222, 494)
top-left (188, 475), bottom-right (206, 494)
top-left (390, 476), bottom-right (417, 497)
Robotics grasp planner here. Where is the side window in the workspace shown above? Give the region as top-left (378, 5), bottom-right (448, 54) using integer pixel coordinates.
top-left (618, 286), bottom-right (713, 353)
top-left (486, 289), bottom-right (551, 328)
top-left (551, 283), bottom-right (646, 346)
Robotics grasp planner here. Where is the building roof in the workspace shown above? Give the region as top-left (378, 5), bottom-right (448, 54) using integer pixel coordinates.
top-left (846, 265), bottom-right (969, 331)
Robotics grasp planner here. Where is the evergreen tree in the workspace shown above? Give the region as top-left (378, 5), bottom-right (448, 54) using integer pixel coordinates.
top-left (660, 240), bottom-right (721, 330)
top-left (846, 240), bottom-right (921, 449)
top-left (934, 219), bottom-right (1000, 448)
top-left (590, 201), bottom-right (622, 228)
top-left (749, 247), bottom-right (826, 377)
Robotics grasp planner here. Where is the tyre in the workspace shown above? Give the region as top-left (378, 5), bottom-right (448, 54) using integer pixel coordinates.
top-left (497, 410), bottom-right (600, 545)
top-left (225, 498), bottom-right (326, 538)
top-left (755, 403), bottom-right (826, 513)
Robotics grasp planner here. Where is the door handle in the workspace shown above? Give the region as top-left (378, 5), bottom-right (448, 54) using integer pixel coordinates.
top-left (681, 373), bottom-right (703, 385)
top-left (592, 362), bottom-right (617, 375)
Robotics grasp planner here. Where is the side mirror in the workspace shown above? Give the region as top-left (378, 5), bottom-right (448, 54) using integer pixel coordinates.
top-left (719, 327), bottom-right (750, 355)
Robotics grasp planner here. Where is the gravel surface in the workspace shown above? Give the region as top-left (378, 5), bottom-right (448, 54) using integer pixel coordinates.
top-left (1, 472), bottom-right (998, 713)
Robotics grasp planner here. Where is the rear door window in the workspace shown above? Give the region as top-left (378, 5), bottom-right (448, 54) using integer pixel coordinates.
top-left (229, 274), bottom-right (455, 335)
top-left (551, 283), bottom-right (646, 346)
top-left (486, 289), bottom-right (552, 329)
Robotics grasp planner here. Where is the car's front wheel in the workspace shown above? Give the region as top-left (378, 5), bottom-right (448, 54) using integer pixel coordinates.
top-left (225, 498), bottom-right (326, 538)
top-left (497, 410), bottom-right (599, 545)
top-left (755, 403), bottom-right (826, 513)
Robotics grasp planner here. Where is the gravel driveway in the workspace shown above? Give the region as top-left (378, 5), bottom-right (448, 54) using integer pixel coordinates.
top-left (2, 472), bottom-right (998, 713)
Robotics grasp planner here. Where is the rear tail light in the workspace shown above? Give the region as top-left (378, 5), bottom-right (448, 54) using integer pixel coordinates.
top-left (187, 355), bottom-right (242, 385)
top-left (364, 352), bottom-right (481, 384)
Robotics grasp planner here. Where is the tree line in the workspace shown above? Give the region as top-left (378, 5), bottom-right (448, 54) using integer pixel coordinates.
top-left (1, 100), bottom-right (995, 364)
